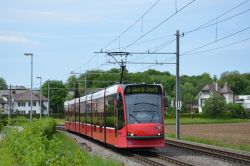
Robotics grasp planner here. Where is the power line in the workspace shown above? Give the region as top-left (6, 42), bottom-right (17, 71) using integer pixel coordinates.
top-left (149, 38), bottom-right (176, 52)
top-left (185, 0), bottom-right (250, 35)
top-left (101, 0), bottom-right (161, 51)
top-left (105, 34), bottom-right (174, 52)
top-left (122, 0), bottom-right (196, 51)
top-left (183, 37), bottom-right (250, 55)
top-left (129, 0), bottom-right (249, 70)
top-left (182, 26), bottom-right (250, 55)
top-left (144, 36), bottom-right (250, 70)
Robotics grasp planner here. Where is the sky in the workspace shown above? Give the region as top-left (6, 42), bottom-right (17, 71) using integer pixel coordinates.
top-left (0, 0), bottom-right (249, 88)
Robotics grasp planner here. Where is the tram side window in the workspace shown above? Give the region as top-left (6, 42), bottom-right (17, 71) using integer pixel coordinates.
top-left (64, 105), bottom-right (69, 121)
top-left (96, 97), bottom-right (104, 127)
top-left (106, 94), bottom-right (115, 128)
top-left (80, 102), bottom-right (85, 123)
top-left (69, 104), bottom-right (73, 122)
top-left (92, 99), bottom-right (97, 126)
top-left (117, 93), bottom-right (125, 130)
top-left (76, 102), bottom-right (80, 123)
top-left (86, 100), bottom-right (92, 124)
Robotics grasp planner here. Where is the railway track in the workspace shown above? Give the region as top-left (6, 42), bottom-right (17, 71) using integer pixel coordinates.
top-left (56, 126), bottom-right (194, 166)
top-left (128, 151), bottom-right (195, 166)
top-left (166, 138), bottom-right (250, 165)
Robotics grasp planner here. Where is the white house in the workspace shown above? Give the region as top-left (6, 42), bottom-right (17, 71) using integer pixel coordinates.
top-left (235, 95), bottom-right (250, 112)
top-left (196, 82), bottom-right (234, 113)
top-left (11, 90), bottom-right (48, 115)
top-left (0, 96), bottom-right (8, 114)
top-left (0, 87), bottom-right (48, 115)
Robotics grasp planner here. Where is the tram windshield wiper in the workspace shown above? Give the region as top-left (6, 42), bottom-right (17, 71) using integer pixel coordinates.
top-left (133, 102), bottom-right (157, 107)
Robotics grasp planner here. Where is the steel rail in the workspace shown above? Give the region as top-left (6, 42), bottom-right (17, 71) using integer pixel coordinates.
top-left (149, 152), bottom-right (195, 166)
top-left (130, 153), bottom-right (166, 166)
top-left (166, 139), bottom-right (250, 164)
top-left (127, 150), bottom-right (194, 166)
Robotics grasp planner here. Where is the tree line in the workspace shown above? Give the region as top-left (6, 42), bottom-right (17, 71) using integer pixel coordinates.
top-left (1, 69), bottom-right (250, 114)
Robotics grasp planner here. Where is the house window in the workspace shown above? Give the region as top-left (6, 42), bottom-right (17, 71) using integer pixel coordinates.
top-left (18, 102), bottom-right (25, 107)
top-left (202, 90), bottom-right (209, 95)
top-left (28, 102), bottom-right (36, 106)
top-left (201, 98), bottom-right (206, 106)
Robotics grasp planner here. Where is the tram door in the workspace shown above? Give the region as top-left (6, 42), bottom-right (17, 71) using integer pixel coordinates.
top-left (116, 93), bottom-right (125, 146)
top-left (105, 94), bottom-right (117, 146)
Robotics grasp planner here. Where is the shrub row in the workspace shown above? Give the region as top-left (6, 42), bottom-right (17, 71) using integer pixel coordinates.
top-left (0, 113), bottom-right (64, 120)
top-left (0, 118), bottom-right (119, 166)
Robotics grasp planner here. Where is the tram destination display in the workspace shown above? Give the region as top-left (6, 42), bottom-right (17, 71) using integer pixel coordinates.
top-left (124, 85), bottom-right (162, 94)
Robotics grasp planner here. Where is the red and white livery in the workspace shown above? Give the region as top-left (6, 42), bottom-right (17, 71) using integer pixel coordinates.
top-left (64, 84), bottom-right (167, 148)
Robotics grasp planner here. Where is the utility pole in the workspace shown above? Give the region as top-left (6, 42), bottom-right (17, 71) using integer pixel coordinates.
top-left (48, 80), bottom-right (50, 116)
top-left (84, 74), bottom-right (87, 96)
top-left (176, 30), bottom-right (182, 139)
top-left (120, 59), bottom-right (126, 84)
top-left (36, 77), bottom-right (42, 118)
top-left (24, 53), bottom-right (33, 123)
top-left (9, 84), bottom-right (11, 119)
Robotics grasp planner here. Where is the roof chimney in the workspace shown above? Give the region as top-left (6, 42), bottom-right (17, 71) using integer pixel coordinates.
top-left (214, 82), bottom-right (218, 92)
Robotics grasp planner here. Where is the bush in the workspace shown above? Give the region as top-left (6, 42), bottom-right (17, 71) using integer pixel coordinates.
top-left (0, 122), bottom-right (3, 131)
top-left (0, 118), bottom-right (56, 165)
top-left (202, 94), bottom-right (226, 118)
top-left (226, 103), bottom-right (247, 119)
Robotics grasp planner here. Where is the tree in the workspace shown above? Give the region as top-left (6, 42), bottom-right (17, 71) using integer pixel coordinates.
top-left (181, 82), bottom-right (196, 112)
top-left (41, 80), bottom-right (68, 113)
top-left (202, 94), bottom-right (226, 118)
top-left (66, 75), bottom-right (79, 98)
top-left (219, 71), bottom-right (247, 95)
top-left (0, 77), bottom-right (7, 90)
top-left (226, 103), bottom-right (247, 119)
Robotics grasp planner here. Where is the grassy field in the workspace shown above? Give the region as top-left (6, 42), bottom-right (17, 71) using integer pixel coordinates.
top-left (54, 118), bottom-right (65, 125)
top-left (166, 133), bottom-right (250, 152)
top-left (56, 131), bottom-right (121, 166)
top-left (0, 118), bottom-right (121, 166)
top-left (165, 117), bottom-right (249, 125)
top-left (55, 117), bottom-right (250, 126)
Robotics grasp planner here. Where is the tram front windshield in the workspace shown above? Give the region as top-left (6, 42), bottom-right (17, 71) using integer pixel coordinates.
top-left (125, 93), bottom-right (162, 124)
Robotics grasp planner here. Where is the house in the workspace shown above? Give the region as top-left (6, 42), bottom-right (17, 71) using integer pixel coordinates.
top-left (0, 86), bottom-right (48, 115)
top-left (0, 96), bottom-right (8, 114)
top-left (11, 90), bottom-right (48, 115)
top-left (235, 95), bottom-right (250, 112)
top-left (196, 82), bottom-right (233, 113)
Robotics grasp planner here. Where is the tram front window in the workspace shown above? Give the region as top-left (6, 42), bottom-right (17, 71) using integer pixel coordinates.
top-left (125, 94), bottom-right (162, 124)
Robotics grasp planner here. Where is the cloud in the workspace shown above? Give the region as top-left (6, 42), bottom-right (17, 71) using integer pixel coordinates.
top-left (13, 10), bottom-right (105, 25)
top-left (0, 35), bottom-right (30, 44)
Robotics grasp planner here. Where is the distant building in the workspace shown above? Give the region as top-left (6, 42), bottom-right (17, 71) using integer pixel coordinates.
top-left (0, 96), bottom-right (8, 114)
top-left (12, 91), bottom-right (48, 115)
top-left (196, 82), bottom-right (234, 113)
top-left (0, 86), bottom-right (48, 115)
top-left (235, 95), bottom-right (250, 112)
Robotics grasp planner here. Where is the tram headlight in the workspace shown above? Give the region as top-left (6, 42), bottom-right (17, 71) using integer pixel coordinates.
top-left (127, 132), bottom-right (135, 136)
top-left (157, 132), bottom-right (163, 136)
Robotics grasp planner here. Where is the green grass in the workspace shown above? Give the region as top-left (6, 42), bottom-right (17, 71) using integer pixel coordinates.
top-left (165, 117), bottom-right (250, 125)
top-left (54, 118), bottom-right (65, 125)
top-left (166, 134), bottom-right (250, 153)
top-left (0, 118), bottom-right (121, 166)
top-left (56, 131), bottom-right (121, 166)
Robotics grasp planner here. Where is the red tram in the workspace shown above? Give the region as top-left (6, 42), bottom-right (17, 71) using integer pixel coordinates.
top-left (64, 84), bottom-right (168, 148)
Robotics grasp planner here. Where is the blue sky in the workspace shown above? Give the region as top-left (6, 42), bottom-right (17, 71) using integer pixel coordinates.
top-left (0, 0), bottom-right (249, 88)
